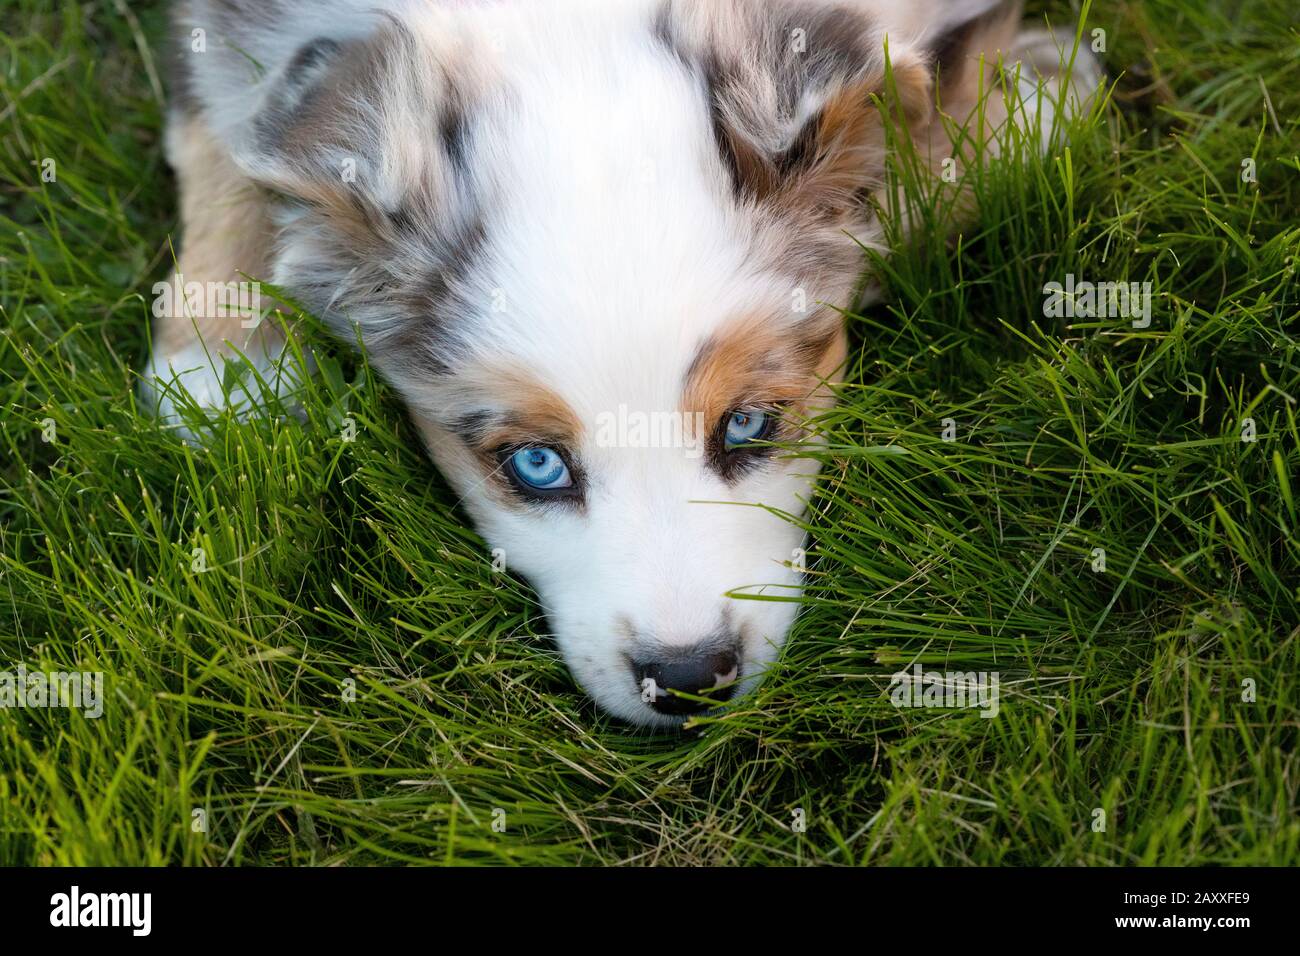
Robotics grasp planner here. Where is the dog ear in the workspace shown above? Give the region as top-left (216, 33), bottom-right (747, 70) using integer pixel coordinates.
top-left (231, 17), bottom-right (483, 250)
top-left (658, 0), bottom-right (933, 223)
top-left (202, 13), bottom-right (495, 378)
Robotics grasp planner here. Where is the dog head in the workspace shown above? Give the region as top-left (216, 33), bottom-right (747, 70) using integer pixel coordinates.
top-left (228, 0), bottom-right (933, 726)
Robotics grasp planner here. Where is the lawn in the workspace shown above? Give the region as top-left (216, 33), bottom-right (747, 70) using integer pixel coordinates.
top-left (0, 0), bottom-right (1296, 866)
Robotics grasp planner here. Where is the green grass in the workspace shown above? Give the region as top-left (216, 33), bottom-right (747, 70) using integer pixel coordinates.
top-left (1, 0), bottom-right (1297, 866)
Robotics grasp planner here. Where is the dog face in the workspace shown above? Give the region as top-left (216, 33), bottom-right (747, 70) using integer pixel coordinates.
top-left (412, 273), bottom-right (847, 727)
top-left (225, 0), bottom-right (932, 725)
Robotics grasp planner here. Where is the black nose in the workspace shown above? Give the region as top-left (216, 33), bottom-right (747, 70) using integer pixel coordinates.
top-left (632, 648), bottom-right (740, 715)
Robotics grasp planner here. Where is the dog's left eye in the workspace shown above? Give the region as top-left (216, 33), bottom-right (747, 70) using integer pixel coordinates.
top-left (724, 408), bottom-right (772, 448)
top-left (504, 446), bottom-right (575, 495)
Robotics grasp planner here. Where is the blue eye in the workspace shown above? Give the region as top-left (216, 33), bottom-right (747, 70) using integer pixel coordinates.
top-left (507, 446), bottom-right (573, 492)
top-left (725, 408), bottom-right (771, 448)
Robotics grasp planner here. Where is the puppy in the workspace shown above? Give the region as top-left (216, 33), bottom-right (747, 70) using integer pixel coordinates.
top-left (146, 0), bottom-right (1099, 727)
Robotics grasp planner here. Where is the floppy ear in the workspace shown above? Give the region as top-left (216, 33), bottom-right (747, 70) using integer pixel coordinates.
top-left (216, 14), bottom-right (492, 375)
top-left (233, 18), bottom-right (480, 217)
top-left (659, 0), bottom-right (933, 223)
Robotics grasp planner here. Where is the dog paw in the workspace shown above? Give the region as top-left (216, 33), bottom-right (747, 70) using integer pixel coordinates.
top-left (1007, 28), bottom-right (1104, 150)
top-left (141, 339), bottom-right (311, 440)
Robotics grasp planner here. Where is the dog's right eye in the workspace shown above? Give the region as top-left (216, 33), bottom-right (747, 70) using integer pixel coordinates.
top-left (502, 446), bottom-right (578, 498)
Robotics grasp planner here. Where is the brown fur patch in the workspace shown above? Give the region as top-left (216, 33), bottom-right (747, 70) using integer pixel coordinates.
top-left (478, 369), bottom-right (584, 451)
top-left (680, 309), bottom-right (846, 426)
top-left (449, 363), bottom-right (586, 483)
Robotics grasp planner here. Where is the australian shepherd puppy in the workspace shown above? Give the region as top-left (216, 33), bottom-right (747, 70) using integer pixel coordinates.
top-left (145, 0), bottom-right (1098, 727)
